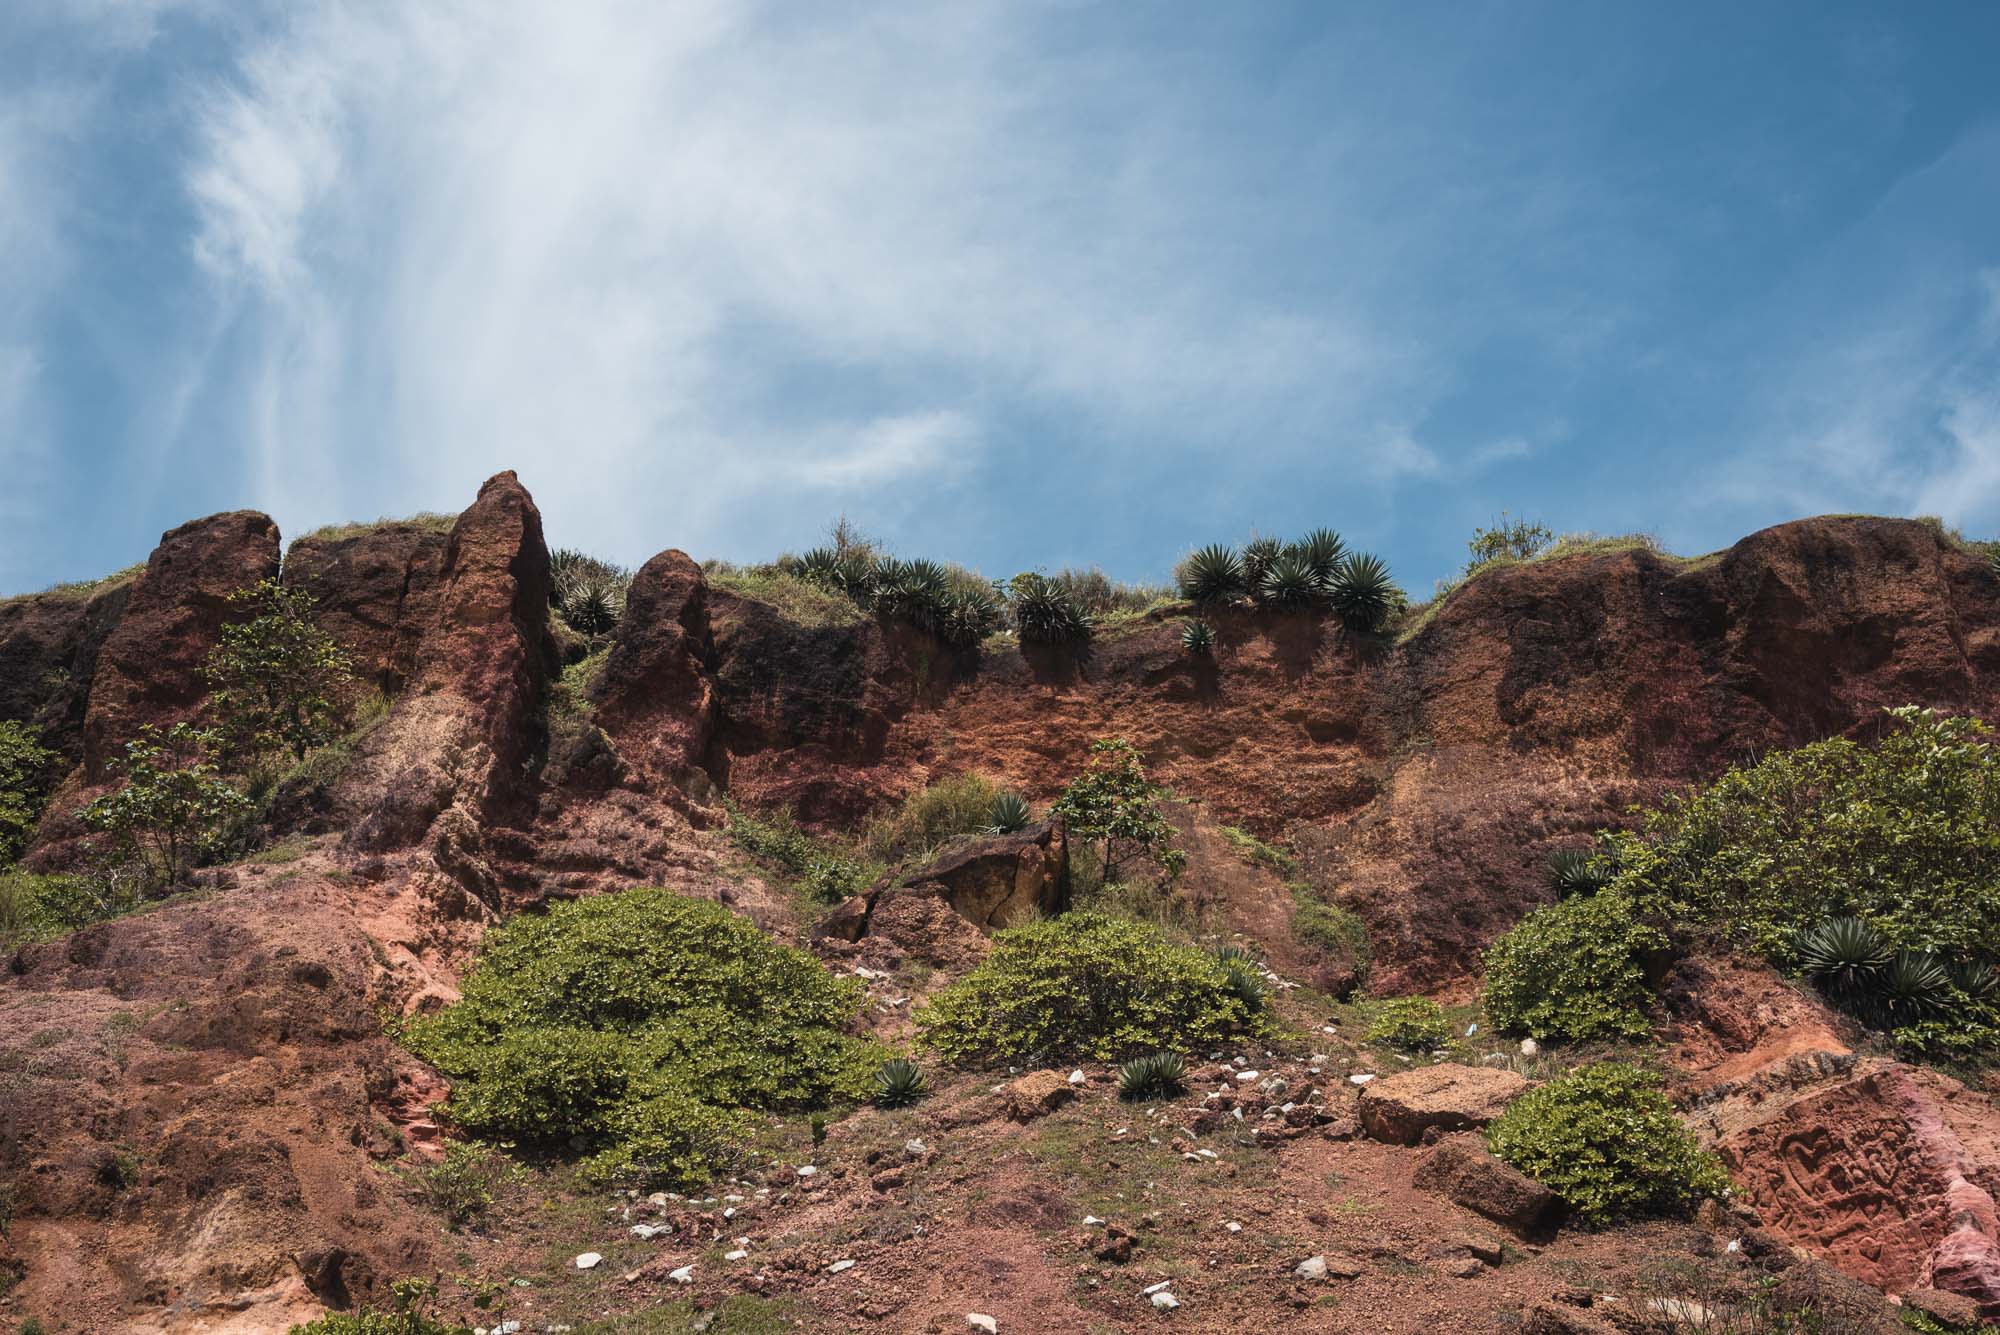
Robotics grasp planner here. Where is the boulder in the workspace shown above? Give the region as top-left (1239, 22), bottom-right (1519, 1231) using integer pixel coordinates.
top-left (1902, 1286), bottom-right (1985, 1330)
top-left (1411, 1134), bottom-right (1556, 1230)
top-left (1519, 1302), bottom-right (1621, 1335)
top-left (282, 517), bottom-right (449, 693)
top-left (1767, 1259), bottom-right (1902, 1333)
top-left (1358, 1064), bottom-right (1526, 1145)
top-left (1001, 1071), bottom-right (1077, 1121)
top-left (80, 509), bottom-right (281, 777)
top-left (0, 576), bottom-right (130, 753)
top-left (1923, 1228), bottom-right (2000, 1319)
top-left (892, 821), bottom-right (1069, 930)
top-left (593, 550), bottom-right (718, 794)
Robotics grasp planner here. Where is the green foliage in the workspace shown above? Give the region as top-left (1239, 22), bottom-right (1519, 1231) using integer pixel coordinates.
top-left (1290, 892), bottom-right (1371, 989)
top-left (1117, 1049), bottom-right (1187, 1102)
top-left (1044, 568), bottom-right (1173, 619)
top-left (1256, 551), bottom-right (1324, 609)
top-left (985, 791), bottom-right (1032, 835)
top-left (1289, 528), bottom-right (1348, 582)
top-left (287, 1277), bottom-right (469, 1335)
top-left (1176, 544), bottom-right (1247, 604)
top-left (1611, 707), bottom-right (2000, 963)
top-left (1482, 889), bottom-right (1666, 1041)
top-left (1219, 825), bottom-right (1296, 874)
top-left (81, 724), bottom-right (251, 890)
top-left (1327, 552), bottom-right (1401, 632)
top-left (727, 802), bottom-right (878, 904)
top-left (1008, 573), bottom-right (1092, 645)
top-left (1364, 996), bottom-right (1452, 1052)
top-left (549, 549), bottom-right (632, 642)
top-left (1487, 1063), bottom-right (1730, 1226)
top-left (862, 773), bottom-right (1003, 862)
top-left (1241, 537), bottom-right (1283, 588)
top-left (0, 868), bottom-right (144, 944)
top-left (873, 1057), bottom-right (928, 1108)
top-left (401, 888), bottom-right (877, 1188)
top-left (915, 911), bottom-right (1262, 1063)
top-left (204, 579), bottom-right (356, 761)
top-left (1049, 739), bottom-right (1183, 889)
top-left (416, 1142), bottom-right (506, 1228)
top-left (0, 721), bottom-right (55, 863)
top-left (1180, 618), bottom-right (1215, 655)
top-left (1796, 916), bottom-right (1895, 1009)
top-left (1467, 513), bottom-right (1555, 572)
top-left (1547, 845), bottom-right (1617, 899)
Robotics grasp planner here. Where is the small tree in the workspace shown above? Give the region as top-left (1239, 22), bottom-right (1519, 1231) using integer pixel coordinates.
top-left (82, 724), bottom-right (250, 890)
top-left (204, 579), bottom-right (355, 762)
top-left (1466, 513), bottom-right (1554, 572)
top-left (0, 720), bottom-right (56, 863)
top-left (1051, 739), bottom-right (1184, 887)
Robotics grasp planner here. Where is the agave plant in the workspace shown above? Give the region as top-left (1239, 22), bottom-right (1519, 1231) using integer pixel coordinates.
top-left (557, 573), bottom-right (628, 637)
top-left (1547, 848), bottom-right (1614, 899)
top-left (1256, 551), bottom-right (1324, 609)
top-left (936, 586), bottom-right (1004, 649)
top-left (1117, 1049), bottom-right (1187, 1102)
top-left (1328, 553), bottom-right (1400, 632)
top-left (1210, 942), bottom-right (1258, 966)
top-left (1242, 536), bottom-right (1283, 588)
top-left (1181, 619), bottom-right (1216, 656)
top-left (1796, 916), bottom-right (1893, 1005)
top-left (1219, 957), bottom-right (1268, 1013)
top-left (1873, 949), bottom-right (1952, 1024)
top-left (794, 546), bottom-right (877, 603)
top-left (985, 792), bottom-right (1032, 835)
top-left (1176, 544), bottom-right (1247, 604)
top-left (1949, 957), bottom-right (1999, 1004)
top-left (1011, 574), bottom-right (1092, 644)
top-left (874, 1057), bottom-right (928, 1109)
top-left (1289, 528), bottom-right (1347, 582)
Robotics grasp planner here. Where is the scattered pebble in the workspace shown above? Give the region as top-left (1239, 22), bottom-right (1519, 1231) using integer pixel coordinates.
top-left (1068, 1069), bottom-right (1087, 1086)
top-left (724, 1249), bottom-right (748, 1261)
top-left (1235, 1070), bottom-right (1261, 1083)
top-left (828, 1259), bottom-right (856, 1274)
top-left (669, 1264), bottom-right (694, 1284)
top-left (573, 1253), bottom-right (602, 1270)
top-left (1225, 1221), bottom-right (1242, 1233)
top-left (629, 1224), bottom-right (664, 1239)
top-left (1082, 1215), bottom-right (1105, 1227)
top-left (1143, 1281), bottom-right (1174, 1295)
top-left (1151, 1292), bottom-right (1181, 1310)
top-left (967, 1316), bottom-right (999, 1334)
top-left (1349, 1073), bottom-right (1375, 1086)
top-left (796, 1165), bottom-right (817, 1178)
top-left (1295, 1256), bottom-right (1327, 1280)
top-left (1519, 1038), bottom-right (1539, 1057)
top-left (905, 1139), bottom-right (929, 1158)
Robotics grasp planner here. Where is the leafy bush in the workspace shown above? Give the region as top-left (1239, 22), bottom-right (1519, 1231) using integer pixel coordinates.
top-left (1466, 513), bottom-right (1555, 572)
top-left (288, 1277), bottom-right (469, 1335)
top-left (985, 792), bottom-right (1032, 835)
top-left (862, 773), bottom-right (1003, 862)
top-left (204, 579), bottom-right (357, 761)
top-left (1482, 889), bottom-right (1666, 1041)
top-left (1487, 1063), bottom-right (1730, 1225)
top-left (0, 868), bottom-right (143, 944)
top-left (915, 911), bottom-right (1262, 1063)
top-left (1365, 997), bottom-right (1452, 1052)
top-left (1049, 740), bottom-right (1184, 888)
top-left (1008, 573), bottom-right (1092, 645)
top-left (728, 802), bottom-right (879, 903)
top-left (1327, 553), bottom-right (1401, 632)
top-left (402, 888), bottom-right (878, 1187)
top-left (1611, 708), bottom-right (2000, 963)
top-left (81, 724), bottom-right (251, 890)
top-left (1117, 1050), bottom-right (1187, 1102)
top-left (0, 721), bottom-right (55, 863)
top-left (873, 1058), bottom-right (927, 1108)
top-left (1046, 568), bottom-right (1172, 618)
top-left (1180, 619), bottom-right (1215, 655)
top-left (416, 1142), bottom-right (506, 1228)
top-left (1290, 892), bottom-right (1371, 988)
top-left (1175, 544), bottom-right (1246, 604)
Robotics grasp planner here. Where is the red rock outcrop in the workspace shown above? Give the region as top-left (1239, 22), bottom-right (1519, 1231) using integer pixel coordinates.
top-left (590, 549), bottom-right (717, 795)
top-left (0, 575), bottom-right (133, 755)
top-left (281, 518), bottom-right (450, 693)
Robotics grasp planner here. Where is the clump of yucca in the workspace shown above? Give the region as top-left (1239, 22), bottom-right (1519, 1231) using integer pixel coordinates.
top-left (1328, 553), bottom-right (1400, 632)
top-left (1010, 574), bottom-right (1092, 644)
top-left (1176, 544), bottom-right (1247, 604)
top-left (1181, 619), bottom-right (1216, 655)
top-left (1547, 847), bottom-right (1616, 899)
top-left (1256, 551), bottom-right (1324, 609)
top-left (1117, 1049), bottom-right (1187, 1102)
top-left (985, 792), bottom-right (1032, 835)
top-left (1242, 537), bottom-right (1283, 588)
top-left (874, 1057), bottom-right (928, 1109)
top-left (549, 548), bottom-right (632, 637)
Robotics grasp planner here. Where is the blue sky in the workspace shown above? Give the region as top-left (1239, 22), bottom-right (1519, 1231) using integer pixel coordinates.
top-left (4, 2), bottom-right (2000, 598)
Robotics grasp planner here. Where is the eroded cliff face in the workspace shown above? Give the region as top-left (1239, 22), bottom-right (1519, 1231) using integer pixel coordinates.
top-left (3, 484), bottom-right (1999, 1330)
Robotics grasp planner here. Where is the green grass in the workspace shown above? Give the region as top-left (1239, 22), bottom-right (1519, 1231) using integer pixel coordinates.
top-left (1, 562), bottom-right (145, 606)
top-left (703, 564), bottom-right (868, 628)
top-left (293, 512), bottom-right (458, 545)
top-left (1219, 826), bottom-right (1296, 875)
top-left (1395, 531), bottom-right (1712, 643)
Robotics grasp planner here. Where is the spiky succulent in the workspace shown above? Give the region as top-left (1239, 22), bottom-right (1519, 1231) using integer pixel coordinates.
top-left (1328, 553), bottom-right (1400, 632)
top-left (873, 1057), bottom-right (928, 1109)
top-left (1256, 551), bottom-right (1324, 609)
top-left (1181, 619), bottom-right (1216, 656)
top-left (1011, 574), bottom-right (1092, 644)
top-left (1177, 544), bottom-right (1247, 604)
top-left (1949, 957), bottom-right (1998, 1004)
top-left (1289, 528), bottom-right (1347, 582)
top-left (1547, 848), bottom-right (1615, 900)
top-left (1219, 958), bottom-right (1268, 1013)
top-left (1242, 537), bottom-right (1283, 588)
top-left (985, 792), bottom-right (1032, 835)
top-left (556, 573), bottom-right (628, 637)
top-left (793, 546), bottom-right (877, 603)
top-left (1210, 942), bottom-right (1258, 966)
top-left (1117, 1049), bottom-right (1187, 1102)
top-left (1873, 949), bottom-right (1951, 1023)
top-left (1796, 916), bottom-right (1893, 1005)
top-left (936, 586), bottom-right (1004, 649)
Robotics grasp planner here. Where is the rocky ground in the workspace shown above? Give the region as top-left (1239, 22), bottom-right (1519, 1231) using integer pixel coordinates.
top-left (2, 473), bottom-right (1998, 1332)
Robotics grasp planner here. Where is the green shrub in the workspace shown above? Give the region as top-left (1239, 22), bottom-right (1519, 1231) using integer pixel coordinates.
top-left (1466, 513), bottom-right (1555, 572)
top-left (1241, 536), bottom-right (1282, 587)
top-left (1256, 551), bottom-right (1324, 608)
top-left (1176, 544), bottom-right (1246, 604)
top-left (727, 802), bottom-right (879, 903)
top-left (1050, 740), bottom-right (1184, 889)
top-left (1482, 889), bottom-right (1665, 1041)
top-left (416, 1142), bottom-right (506, 1228)
top-left (1612, 707), bottom-right (2000, 962)
top-left (862, 773), bottom-right (1003, 862)
top-left (288, 1277), bottom-right (468, 1335)
top-left (1547, 845), bottom-right (1617, 899)
top-left (1180, 619), bottom-right (1215, 655)
top-left (1046, 569), bottom-right (1172, 618)
top-left (1289, 528), bottom-right (1348, 583)
top-left (1364, 997), bottom-right (1452, 1052)
top-left (0, 721), bottom-right (56, 863)
top-left (0, 868), bottom-right (143, 944)
top-left (916, 911), bottom-right (1261, 1063)
top-left (81, 724), bottom-right (251, 890)
top-left (402, 888), bottom-right (877, 1188)
top-left (1487, 1063), bottom-right (1730, 1226)
top-left (1008, 573), bottom-right (1092, 644)
top-left (1290, 892), bottom-right (1371, 988)
top-left (550, 549), bottom-right (632, 639)
top-left (1117, 1050), bottom-right (1187, 1101)
top-left (204, 579), bottom-right (357, 761)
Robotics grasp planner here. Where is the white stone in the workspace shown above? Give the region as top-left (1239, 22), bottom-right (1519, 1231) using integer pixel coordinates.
top-left (1295, 1256), bottom-right (1328, 1280)
top-left (647, 1192), bottom-right (669, 1206)
top-left (1068, 1069), bottom-right (1087, 1086)
top-left (629, 1224), bottom-right (663, 1239)
top-left (1225, 1221), bottom-right (1242, 1233)
top-left (1519, 1038), bottom-right (1539, 1057)
top-left (1151, 1292), bottom-right (1181, 1309)
top-left (573, 1252), bottom-right (602, 1270)
top-left (1083, 1215), bottom-right (1105, 1226)
top-left (1235, 1070), bottom-right (1260, 1083)
top-left (967, 1317), bottom-right (999, 1334)
top-left (1143, 1281), bottom-right (1174, 1295)
top-left (905, 1139), bottom-right (928, 1158)
top-left (828, 1259), bottom-right (856, 1274)
top-left (669, 1265), bottom-right (694, 1284)
top-left (724, 1249), bottom-right (748, 1261)
top-left (796, 1165), bottom-right (817, 1177)
top-left (1348, 1073), bottom-right (1375, 1086)
top-left (1465, 1023), bottom-right (1479, 1036)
